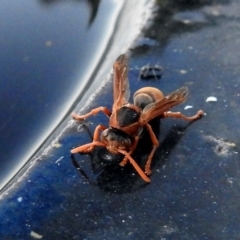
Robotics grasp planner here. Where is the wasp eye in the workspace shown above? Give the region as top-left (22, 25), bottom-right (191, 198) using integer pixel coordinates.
top-left (122, 139), bottom-right (130, 146)
top-left (102, 129), bottom-right (109, 137)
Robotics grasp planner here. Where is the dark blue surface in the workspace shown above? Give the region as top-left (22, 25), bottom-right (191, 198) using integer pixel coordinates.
top-left (1, 0), bottom-right (240, 239)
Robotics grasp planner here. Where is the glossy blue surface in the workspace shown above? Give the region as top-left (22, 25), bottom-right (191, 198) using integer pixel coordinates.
top-left (0, 0), bottom-right (123, 188)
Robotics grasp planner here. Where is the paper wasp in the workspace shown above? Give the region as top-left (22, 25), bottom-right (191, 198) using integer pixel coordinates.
top-left (71, 54), bottom-right (203, 182)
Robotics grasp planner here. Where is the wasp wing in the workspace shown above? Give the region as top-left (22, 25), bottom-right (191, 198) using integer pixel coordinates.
top-left (140, 87), bottom-right (189, 124)
top-left (112, 54), bottom-right (130, 111)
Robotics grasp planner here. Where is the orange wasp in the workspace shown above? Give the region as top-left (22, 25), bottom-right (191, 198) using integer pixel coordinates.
top-left (71, 54), bottom-right (204, 182)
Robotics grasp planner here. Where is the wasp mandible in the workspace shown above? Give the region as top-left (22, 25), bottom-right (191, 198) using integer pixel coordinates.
top-left (71, 54), bottom-right (204, 182)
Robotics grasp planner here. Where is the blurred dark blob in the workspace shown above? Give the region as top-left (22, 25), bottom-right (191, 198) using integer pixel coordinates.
top-left (139, 64), bottom-right (162, 80)
top-left (40, 0), bottom-right (100, 26)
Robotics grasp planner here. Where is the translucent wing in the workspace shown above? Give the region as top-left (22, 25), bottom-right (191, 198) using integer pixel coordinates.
top-left (140, 87), bottom-right (189, 124)
top-left (112, 54), bottom-right (130, 111)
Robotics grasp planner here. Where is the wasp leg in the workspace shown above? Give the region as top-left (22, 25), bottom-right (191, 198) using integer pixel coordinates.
top-left (144, 123), bottom-right (159, 175)
top-left (71, 154), bottom-right (91, 182)
top-left (71, 141), bottom-right (105, 154)
top-left (119, 136), bottom-right (139, 166)
top-left (163, 110), bottom-right (204, 121)
top-left (72, 107), bottom-right (112, 120)
top-left (92, 125), bottom-right (107, 141)
top-left (88, 124), bottom-right (107, 152)
top-left (71, 125), bottom-right (107, 153)
top-left (118, 149), bottom-right (151, 183)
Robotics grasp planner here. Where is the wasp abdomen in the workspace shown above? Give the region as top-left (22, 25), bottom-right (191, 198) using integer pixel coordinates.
top-left (133, 87), bottom-right (164, 110)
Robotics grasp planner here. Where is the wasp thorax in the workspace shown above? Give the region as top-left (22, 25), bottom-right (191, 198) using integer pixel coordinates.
top-left (116, 106), bottom-right (140, 127)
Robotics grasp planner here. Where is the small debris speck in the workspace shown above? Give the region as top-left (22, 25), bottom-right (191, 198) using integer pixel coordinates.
top-left (204, 135), bottom-right (236, 156)
top-left (45, 40), bottom-right (53, 47)
top-left (30, 231), bottom-right (43, 239)
top-left (55, 156), bottom-right (64, 164)
top-left (206, 96), bottom-right (217, 102)
top-left (184, 105), bottom-right (193, 110)
top-left (180, 69), bottom-right (187, 74)
top-left (52, 142), bottom-right (62, 148)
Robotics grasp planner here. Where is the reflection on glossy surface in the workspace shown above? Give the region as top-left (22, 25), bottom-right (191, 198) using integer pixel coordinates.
top-left (0, 0), bottom-right (123, 189)
top-left (40, 0), bottom-right (101, 26)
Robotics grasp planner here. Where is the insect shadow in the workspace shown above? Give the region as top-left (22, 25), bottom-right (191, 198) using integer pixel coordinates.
top-left (71, 119), bottom-right (193, 194)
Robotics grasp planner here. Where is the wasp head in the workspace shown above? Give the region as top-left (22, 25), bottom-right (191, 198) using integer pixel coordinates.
top-left (101, 128), bottom-right (132, 154)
